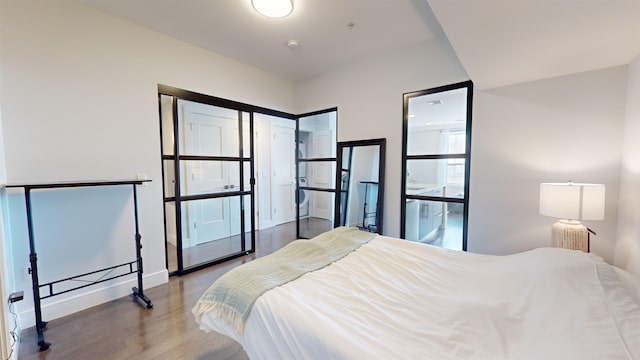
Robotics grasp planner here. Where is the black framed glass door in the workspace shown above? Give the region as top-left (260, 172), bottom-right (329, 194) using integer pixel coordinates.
top-left (296, 108), bottom-right (338, 239)
top-left (401, 81), bottom-right (473, 251)
top-left (159, 86), bottom-right (257, 275)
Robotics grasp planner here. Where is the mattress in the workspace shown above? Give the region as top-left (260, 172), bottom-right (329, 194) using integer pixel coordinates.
top-left (196, 232), bottom-right (640, 359)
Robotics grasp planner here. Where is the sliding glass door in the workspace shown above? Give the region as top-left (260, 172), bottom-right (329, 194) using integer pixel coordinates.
top-left (159, 86), bottom-right (256, 275)
top-left (297, 109), bottom-right (338, 239)
top-left (401, 81), bottom-right (473, 251)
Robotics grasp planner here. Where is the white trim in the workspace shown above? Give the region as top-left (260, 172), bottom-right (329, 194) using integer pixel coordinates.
top-left (17, 270), bottom-right (168, 328)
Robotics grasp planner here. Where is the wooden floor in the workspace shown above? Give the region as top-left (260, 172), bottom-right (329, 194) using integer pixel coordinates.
top-left (18, 222), bottom-right (298, 360)
top-left (298, 216), bottom-right (333, 239)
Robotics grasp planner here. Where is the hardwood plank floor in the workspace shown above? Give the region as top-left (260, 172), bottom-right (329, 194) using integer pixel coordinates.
top-left (18, 222), bottom-right (298, 360)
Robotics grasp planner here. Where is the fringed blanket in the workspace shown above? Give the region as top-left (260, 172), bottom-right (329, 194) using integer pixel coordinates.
top-left (192, 226), bottom-right (376, 333)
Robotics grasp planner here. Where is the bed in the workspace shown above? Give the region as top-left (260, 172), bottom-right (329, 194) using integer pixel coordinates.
top-left (193, 227), bottom-right (640, 359)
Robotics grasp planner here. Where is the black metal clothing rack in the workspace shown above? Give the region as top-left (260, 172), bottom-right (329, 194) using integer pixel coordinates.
top-left (5, 179), bottom-right (153, 351)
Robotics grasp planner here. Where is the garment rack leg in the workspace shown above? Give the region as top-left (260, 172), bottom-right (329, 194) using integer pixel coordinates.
top-left (25, 189), bottom-right (51, 351)
top-left (131, 184), bottom-right (153, 309)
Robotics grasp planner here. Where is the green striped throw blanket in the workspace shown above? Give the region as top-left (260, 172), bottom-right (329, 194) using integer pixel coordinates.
top-left (192, 227), bottom-right (376, 333)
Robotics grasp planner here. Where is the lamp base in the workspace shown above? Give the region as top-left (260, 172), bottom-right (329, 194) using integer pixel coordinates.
top-left (551, 220), bottom-right (589, 252)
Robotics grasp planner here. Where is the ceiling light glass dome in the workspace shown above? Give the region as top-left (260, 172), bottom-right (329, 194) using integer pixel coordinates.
top-left (252, 0), bottom-right (294, 18)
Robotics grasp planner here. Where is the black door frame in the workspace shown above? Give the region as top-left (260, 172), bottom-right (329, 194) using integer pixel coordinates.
top-left (400, 80), bottom-right (473, 251)
top-left (157, 84), bottom-right (296, 275)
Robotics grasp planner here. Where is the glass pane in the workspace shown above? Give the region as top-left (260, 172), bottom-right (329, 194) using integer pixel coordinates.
top-left (243, 160), bottom-right (252, 191)
top-left (163, 160), bottom-right (175, 198)
top-left (179, 160), bottom-right (240, 196)
top-left (299, 111), bottom-right (337, 159)
top-left (406, 159), bottom-right (466, 199)
top-left (339, 145), bottom-right (381, 232)
top-left (243, 112), bottom-right (251, 159)
top-left (164, 202), bottom-right (178, 273)
top-left (177, 99), bottom-right (239, 157)
top-left (405, 199), bottom-right (463, 250)
top-left (160, 95), bottom-right (175, 156)
top-left (407, 87), bottom-right (468, 156)
top-left (304, 161), bottom-right (337, 190)
top-left (299, 190), bottom-right (335, 239)
top-left (242, 194), bottom-right (253, 251)
top-left (181, 197), bottom-right (241, 268)
top-left (227, 162), bottom-right (241, 192)
top-left (341, 146), bottom-right (352, 169)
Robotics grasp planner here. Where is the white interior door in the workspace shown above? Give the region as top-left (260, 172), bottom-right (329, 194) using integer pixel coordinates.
top-left (271, 123), bottom-right (296, 225)
top-left (180, 101), bottom-right (238, 245)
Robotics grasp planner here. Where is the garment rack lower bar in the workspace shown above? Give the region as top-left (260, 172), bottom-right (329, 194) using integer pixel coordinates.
top-left (38, 260), bottom-right (139, 299)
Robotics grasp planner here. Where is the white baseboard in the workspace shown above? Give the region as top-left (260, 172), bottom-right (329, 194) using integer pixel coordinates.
top-left (18, 270), bottom-right (168, 328)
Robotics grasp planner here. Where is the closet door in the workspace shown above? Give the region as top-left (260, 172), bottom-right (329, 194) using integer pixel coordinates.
top-left (297, 109), bottom-right (337, 239)
top-left (401, 81), bottom-right (473, 251)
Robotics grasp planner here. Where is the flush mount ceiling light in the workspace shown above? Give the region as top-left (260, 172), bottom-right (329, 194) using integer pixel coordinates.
top-left (252, 0), bottom-right (294, 18)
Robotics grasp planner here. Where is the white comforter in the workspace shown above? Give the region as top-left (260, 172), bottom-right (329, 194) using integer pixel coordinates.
top-left (199, 235), bottom-right (640, 359)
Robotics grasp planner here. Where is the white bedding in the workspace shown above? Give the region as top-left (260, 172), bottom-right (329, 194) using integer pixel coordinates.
top-left (198, 235), bottom-right (640, 359)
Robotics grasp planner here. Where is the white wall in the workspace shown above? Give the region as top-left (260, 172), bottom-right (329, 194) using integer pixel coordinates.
top-left (469, 66), bottom-right (627, 264)
top-left (616, 55), bottom-right (640, 277)
top-left (297, 42), bottom-right (627, 261)
top-left (0, 107), bottom-right (16, 358)
top-left (0, 0), bottom-right (295, 327)
top-left (295, 37), bottom-right (469, 237)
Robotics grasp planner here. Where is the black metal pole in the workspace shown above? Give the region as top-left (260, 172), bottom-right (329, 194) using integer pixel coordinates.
top-left (362, 183), bottom-right (369, 228)
top-left (25, 189), bottom-right (51, 351)
top-left (131, 184), bottom-right (153, 309)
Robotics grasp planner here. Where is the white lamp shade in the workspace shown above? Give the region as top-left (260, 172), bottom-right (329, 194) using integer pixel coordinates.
top-left (252, 0), bottom-right (294, 18)
top-left (539, 182), bottom-right (605, 221)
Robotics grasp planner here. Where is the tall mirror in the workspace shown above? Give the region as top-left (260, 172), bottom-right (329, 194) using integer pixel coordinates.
top-left (334, 138), bottom-right (386, 234)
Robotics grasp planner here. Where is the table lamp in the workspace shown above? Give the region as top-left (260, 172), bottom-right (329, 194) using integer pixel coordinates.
top-left (539, 181), bottom-right (605, 251)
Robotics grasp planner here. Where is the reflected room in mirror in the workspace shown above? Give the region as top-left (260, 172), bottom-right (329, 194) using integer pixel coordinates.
top-left (334, 138), bottom-right (386, 234)
top-left (402, 81), bottom-right (472, 251)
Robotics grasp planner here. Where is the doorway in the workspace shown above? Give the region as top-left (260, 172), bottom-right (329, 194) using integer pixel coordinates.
top-left (158, 85), bottom-right (296, 275)
top-left (296, 109), bottom-right (338, 239)
top-left (271, 120), bottom-right (297, 226)
top-left (158, 86), bottom-right (338, 274)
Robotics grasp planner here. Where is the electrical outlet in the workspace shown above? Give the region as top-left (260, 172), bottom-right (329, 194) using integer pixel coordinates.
top-left (8, 291), bottom-right (23, 303)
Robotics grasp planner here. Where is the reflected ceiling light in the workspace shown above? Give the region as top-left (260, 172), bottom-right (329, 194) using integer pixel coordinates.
top-left (252, 0), bottom-right (294, 18)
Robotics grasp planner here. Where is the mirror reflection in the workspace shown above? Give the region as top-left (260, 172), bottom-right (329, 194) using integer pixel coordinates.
top-left (335, 139), bottom-right (386, 234)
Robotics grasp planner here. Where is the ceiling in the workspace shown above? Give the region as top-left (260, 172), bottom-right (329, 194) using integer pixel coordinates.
top-left (82, 0), bottom-right (640, 89)
top-left (82, 0), bottom-right (440, 83)
top-left (428, 0), bottom-right (640, 89)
